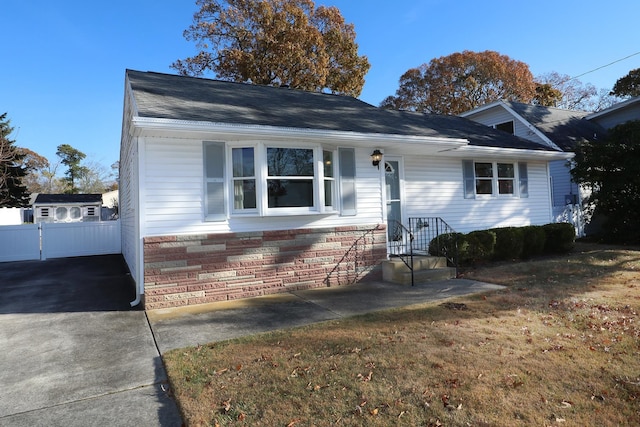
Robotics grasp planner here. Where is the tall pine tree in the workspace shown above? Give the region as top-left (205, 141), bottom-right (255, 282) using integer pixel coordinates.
top-left (0, 113), bottom-right (30, 207)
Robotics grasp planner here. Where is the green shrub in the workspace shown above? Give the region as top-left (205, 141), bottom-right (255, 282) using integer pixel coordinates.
top-left (492, 227), bottom-right (524, 260)
top-left (428, 232), bottom-right (465, 262)
top-left (463, 230), bottom-right (496, 264)
top-left (542, 223), bottom-right (575, 253)
top-left (521, 225), bottom-right (547, 259)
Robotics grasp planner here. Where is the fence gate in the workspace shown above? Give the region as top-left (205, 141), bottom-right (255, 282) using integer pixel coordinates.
top-left (0, 221), bottom-right (121, 262)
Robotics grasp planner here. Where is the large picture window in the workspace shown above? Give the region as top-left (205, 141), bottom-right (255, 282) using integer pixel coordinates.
top-left (204, 142), bottom-right (355, 220)
top-left (267, 148), bottom-right (314, 208)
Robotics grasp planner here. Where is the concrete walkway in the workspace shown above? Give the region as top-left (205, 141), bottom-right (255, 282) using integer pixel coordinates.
top-left (0, 255), bottom-right (502, 426)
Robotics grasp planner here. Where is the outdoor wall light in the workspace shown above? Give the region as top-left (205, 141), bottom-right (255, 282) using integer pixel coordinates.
top-left (371, 149), bottom-right (383, 169)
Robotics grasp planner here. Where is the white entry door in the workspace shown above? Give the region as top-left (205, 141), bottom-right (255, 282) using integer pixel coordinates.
top-left (384, 157), bottom-right (404, 254)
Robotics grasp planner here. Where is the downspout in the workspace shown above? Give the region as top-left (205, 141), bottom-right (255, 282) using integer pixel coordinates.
top-left (129, 265), bottom-right (142, 307)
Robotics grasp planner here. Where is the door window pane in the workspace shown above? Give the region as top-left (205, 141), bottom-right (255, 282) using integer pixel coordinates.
top-left (385, 161), bottom-right (400, 200)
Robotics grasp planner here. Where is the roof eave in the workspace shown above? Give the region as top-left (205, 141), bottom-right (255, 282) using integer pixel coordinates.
top-left (130, 116), bottom-right (470, 152)
top-left (449, 145), bottom-right (574, 161)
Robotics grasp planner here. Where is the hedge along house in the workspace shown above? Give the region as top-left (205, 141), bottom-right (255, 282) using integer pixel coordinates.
top-left (120, 70), bottom-right (573, 309)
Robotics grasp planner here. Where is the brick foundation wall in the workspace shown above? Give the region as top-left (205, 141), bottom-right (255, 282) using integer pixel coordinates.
top-left (143, 224), bottom-right (387, 310)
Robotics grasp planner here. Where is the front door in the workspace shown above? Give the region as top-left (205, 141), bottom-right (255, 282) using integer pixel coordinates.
top-left (384, 158), bottom-right (403, 254)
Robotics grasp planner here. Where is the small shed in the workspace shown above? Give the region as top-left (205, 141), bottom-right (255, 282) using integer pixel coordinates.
top-left (33, 194), bottom-right (102, 223)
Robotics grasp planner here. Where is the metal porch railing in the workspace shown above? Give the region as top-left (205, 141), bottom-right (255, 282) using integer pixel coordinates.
top-left (388, 217), bottom-right (459, 286)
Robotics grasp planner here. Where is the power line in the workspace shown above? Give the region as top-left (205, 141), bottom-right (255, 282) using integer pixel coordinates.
top-left (570, 51), bottom-right (640, 81)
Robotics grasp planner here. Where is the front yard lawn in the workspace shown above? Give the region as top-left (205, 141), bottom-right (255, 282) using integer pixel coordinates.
top-left (163, 243), bottom-right (640, 426)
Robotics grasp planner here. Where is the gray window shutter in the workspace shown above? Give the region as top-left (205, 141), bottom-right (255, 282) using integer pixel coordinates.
top-left (338, 147), bottom-right (357, 216)
top-left (462, 160), bottom-right (475, 199)
top-left (518, 162), bottom-right (529, 198)
top-left (204, 142), bottom-right (226, 221)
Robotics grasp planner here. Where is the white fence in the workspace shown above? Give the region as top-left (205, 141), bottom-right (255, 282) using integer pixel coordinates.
top-left (0, 221), bottom-right (121, 262)
top-left (553, 205), bottom-right (585, 238)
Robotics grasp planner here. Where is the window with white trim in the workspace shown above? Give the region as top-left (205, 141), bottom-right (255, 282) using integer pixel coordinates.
top-left (267, 147), bottom-right (314, 208)
top-left (463, 160), bottom-right (528, 199)
top-left (232, 147), bottom-right (257, 212)
top-left (204, 142), bottom-right (355, 220)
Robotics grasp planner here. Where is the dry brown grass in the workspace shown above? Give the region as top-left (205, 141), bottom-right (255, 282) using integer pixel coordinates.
top-left (163, 243), bottom-right (640, 426)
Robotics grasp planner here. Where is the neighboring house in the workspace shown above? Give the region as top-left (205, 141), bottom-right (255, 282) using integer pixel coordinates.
top-left (33, 194), bottom-right (102, 223)
top-left (120, 70), bottom-right (572, 309)
top-left (460, 101), bottom-right (606, 236)
top-left (586, 96), bottom-right (640, 129)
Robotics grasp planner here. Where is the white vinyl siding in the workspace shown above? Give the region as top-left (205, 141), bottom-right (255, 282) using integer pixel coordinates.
top-left (139, 138), bottom-right (382, 237)
top-left (549, 159), bottom-right (579, 206)
top-left (119, 89), bottom-right (141, 287)
top-left (402, 156), bottom-right (552, 234)
top-left (137, 136), bottom-right (554, 239)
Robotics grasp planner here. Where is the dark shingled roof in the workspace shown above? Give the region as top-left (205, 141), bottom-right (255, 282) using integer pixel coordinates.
top-left (504, 101), bottom-right (606, 151)
top-left (126, 70), bottom-right (557, 152)
top-left (34, 194), bottom-right (103, 204)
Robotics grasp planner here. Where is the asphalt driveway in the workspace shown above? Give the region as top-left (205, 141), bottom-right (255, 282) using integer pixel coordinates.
top-left (0, 255), bottom-right (182, 427)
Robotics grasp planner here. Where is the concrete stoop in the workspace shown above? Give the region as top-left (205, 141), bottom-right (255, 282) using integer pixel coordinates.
top-left (382, 256), bottom-right (456, 285)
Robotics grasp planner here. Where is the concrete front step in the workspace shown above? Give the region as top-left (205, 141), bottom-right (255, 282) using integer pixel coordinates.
top-left (388, 267), bottom-right (457, 285)
top-left (382, 256), bottom-right (456, 285)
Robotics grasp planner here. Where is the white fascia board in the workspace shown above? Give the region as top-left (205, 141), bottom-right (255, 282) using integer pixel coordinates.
top-left (130, 116), bottom-right (469, 152)
top-left (449, 145), bottom-right (574, 161)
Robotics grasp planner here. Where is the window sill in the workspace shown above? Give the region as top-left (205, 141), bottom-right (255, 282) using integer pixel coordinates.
top-left (206, 210), bottom-right (340, 221)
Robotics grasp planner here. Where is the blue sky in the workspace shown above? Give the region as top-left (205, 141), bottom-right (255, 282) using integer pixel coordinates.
top-left (3, 0), bottom-right (639, 173)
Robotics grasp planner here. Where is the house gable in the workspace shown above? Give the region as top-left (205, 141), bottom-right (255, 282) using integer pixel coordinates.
top-left (460, 100), bottom-right (606, 152)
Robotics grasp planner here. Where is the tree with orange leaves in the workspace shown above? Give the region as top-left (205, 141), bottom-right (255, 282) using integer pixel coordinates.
top-left (172, 0), bottom-right (370, 97)
top-left (381, 50), bottom-right (537, 115)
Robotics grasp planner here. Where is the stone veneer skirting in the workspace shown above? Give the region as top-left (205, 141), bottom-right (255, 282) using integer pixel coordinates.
top-left (143, 224), bottom-right (387, 309)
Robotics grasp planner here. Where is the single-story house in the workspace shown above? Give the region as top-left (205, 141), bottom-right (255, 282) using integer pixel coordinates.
top-left (586, 96), bottom-right (640, 129)
top-left (33, 194), bottom-right (102, 223)
top-left (120, 70), bottom-right (572, 309)
top-left (460, 101), bottom-right (606, 236)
